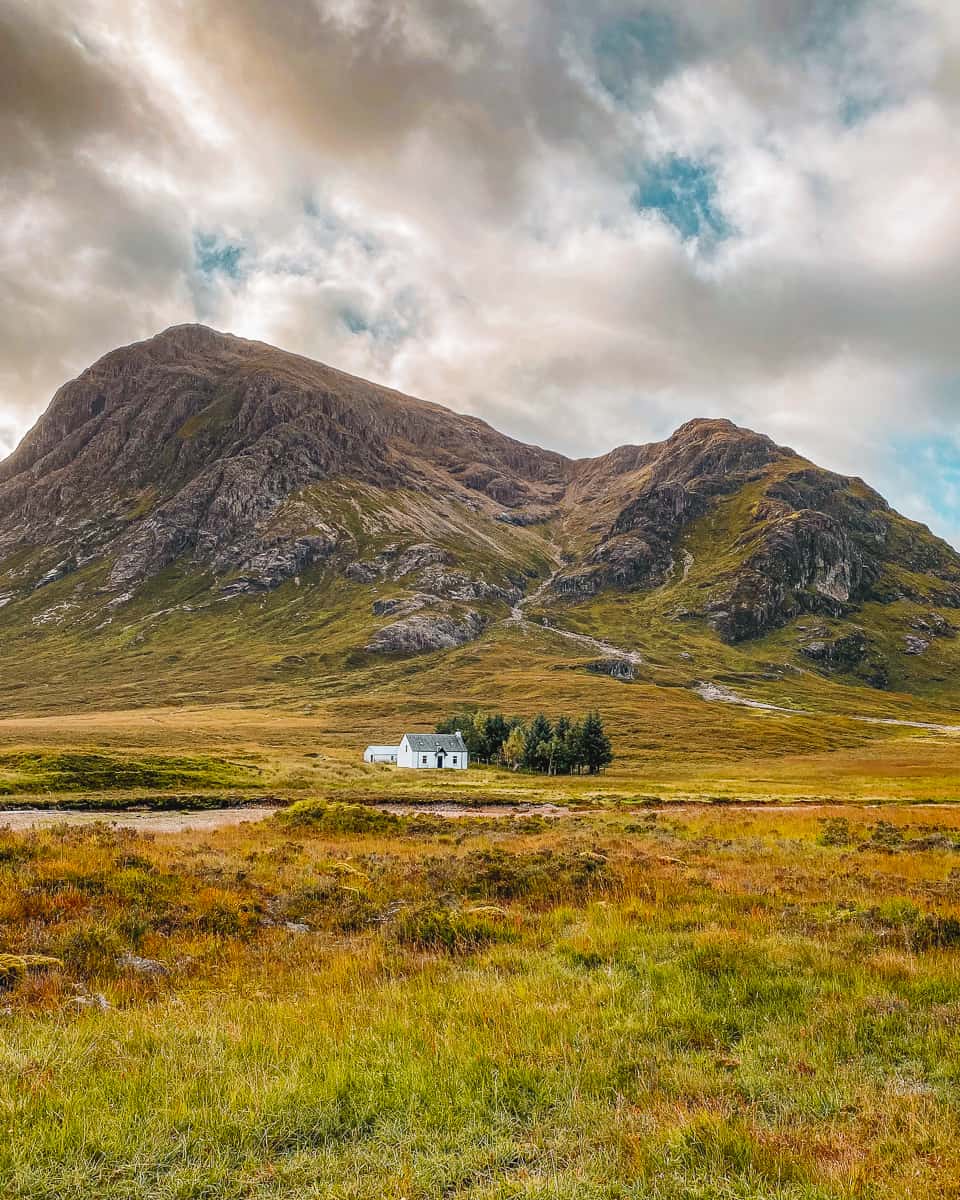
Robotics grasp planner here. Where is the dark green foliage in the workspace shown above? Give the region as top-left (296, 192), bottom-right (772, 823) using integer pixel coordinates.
top-left (578, 711), bottom-right (614, 775)
top-left (818, 817), bottom-right (854, 847)
top-left (437, 711), bottom-right (514, 764)
top-left (521, 714), bottom-right (553, 771)
top-left (436, 709), bottom-right (614, 774)
top-left (277, 801), bottom-right (403, 834)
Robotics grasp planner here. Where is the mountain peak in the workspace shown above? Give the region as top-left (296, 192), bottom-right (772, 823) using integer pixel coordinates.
top-left (2, 327), bottom-right (959, 702)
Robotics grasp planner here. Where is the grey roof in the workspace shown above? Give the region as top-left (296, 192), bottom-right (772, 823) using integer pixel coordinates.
top-left (403, 733), bottom-right (467, 753)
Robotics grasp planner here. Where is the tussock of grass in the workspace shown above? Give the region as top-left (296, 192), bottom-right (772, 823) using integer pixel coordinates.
top-left (0, 953), bottom-right (60, 990)
top-left (276, 799), bottom-right (403, 834)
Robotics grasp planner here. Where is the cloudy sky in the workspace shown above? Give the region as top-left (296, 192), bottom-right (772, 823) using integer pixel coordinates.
top-left (3, 0), bottom-right (960, 541)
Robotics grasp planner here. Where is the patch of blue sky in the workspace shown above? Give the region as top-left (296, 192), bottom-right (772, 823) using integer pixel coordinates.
top-left (339, 288), bottom-right (421, 346)
top-left (632, 156), bottom-right (732, 243)
top-left (592, 10), bottom-right (680, 101)
top-left (891, 433), bottom-right (960, 547)
top-left (839, 91), bottom-right (890, 128)
top-left (787, 0), bottom-right (899, 128)
top-left (301, 195), bottom-right (381, 257)
top-left (193, 232), bottom-right (245, 280)
top-left (791, 0), bottom-right (867, 54)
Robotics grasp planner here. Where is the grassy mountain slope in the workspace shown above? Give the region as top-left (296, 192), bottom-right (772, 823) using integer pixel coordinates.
top-left (2, 324), bottom-right (960, 790)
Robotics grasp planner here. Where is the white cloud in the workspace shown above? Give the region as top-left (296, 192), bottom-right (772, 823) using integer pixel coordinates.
top-left (2, 0), bottom-right (960, 543)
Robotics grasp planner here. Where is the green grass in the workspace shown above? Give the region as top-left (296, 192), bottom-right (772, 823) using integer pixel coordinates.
top-left (0, 750), bottom-right (261, 797)
top-left (4, 806), bottom-right (960, 1195)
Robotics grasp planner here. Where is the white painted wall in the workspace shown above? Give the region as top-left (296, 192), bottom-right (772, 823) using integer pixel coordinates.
top-left (397, 736), bottom-right (468, 770)
top-left (364, 746), bottom-right (399, 764)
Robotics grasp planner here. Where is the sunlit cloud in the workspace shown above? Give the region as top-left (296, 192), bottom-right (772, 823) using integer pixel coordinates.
top-left (2, 0), bottom-right (960, 544)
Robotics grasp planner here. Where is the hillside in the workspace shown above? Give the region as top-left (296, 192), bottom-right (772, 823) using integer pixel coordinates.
top-left (3, 324), bottom-right (960, 733)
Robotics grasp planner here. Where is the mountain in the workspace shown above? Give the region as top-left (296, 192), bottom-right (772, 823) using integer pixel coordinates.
top-left (3, 324), bottom-right (960, 715)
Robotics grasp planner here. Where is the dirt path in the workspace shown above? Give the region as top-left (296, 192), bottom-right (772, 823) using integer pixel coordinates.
top-left (506, 555), bottom-right (644, 665)
top-left (0, 806), bottom-right (280, 833)
top-left (694, 681), bottom-right (960, 734)
top-left (504, 547), bottom-right (960, 735)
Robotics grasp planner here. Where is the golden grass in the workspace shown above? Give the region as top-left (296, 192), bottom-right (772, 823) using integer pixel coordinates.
top-left (4, 805), bottom-right (960, 1196)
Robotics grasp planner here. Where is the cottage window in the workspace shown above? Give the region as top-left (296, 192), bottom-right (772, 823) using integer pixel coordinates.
top-left (422, 755), bottom-right (428, 764)
top-left (452, 756), bottom-right (458, 764)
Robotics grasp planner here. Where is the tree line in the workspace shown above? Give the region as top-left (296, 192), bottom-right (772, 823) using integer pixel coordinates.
top-left (436, 710), bottom-right (613, 775)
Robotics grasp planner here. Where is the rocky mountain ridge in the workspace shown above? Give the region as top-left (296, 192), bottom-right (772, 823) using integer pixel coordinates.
top-left (3, 325), bottom-right (960, 692)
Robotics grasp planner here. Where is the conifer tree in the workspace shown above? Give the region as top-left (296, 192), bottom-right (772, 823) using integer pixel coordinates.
top-left (486, 713), bottom-right (510, 762)
top-left (522, 713), bottom-right (552, 771)
top-left (579, 710), bottom-right (613, 774)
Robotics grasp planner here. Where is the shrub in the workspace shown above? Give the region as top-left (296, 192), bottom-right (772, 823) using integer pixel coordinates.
top-left (867, 821), bottom-right (905, 852)
top-left (859, 900), bottom-right (960, 950)
top-left (195, 892), bottom-right (261, 937)
top-left (817, 818), bottom-right (853, 847)
top-left (393, 903), bottom-right (506, 953)
top-left (282, 878), bottom-right (378, 932)
top-left (0, 836), bottom-right (39, 865)
top-left (440, 847), bottom-right (609, 903)
top-left (276, 801), bottom-right (402, 835)
top-left (60, 925), bottom-right (124, 977)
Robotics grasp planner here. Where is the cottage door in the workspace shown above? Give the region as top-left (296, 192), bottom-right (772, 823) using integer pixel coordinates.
top-left (436, 749), bottom-right (445, 769)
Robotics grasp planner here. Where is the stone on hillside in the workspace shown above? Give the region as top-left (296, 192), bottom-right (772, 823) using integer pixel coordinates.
top-left (119, 952), bottom-right (168, 976)
top-left (372, 595), bottom-right (432, 617)
top-left (912, 612), bottom-right (956, 639)
top-left (587, 659), bottom-right (636, 682)
top-left (345, 560), bottom-right (382, 584)
top-left (366, 610), bottom-right (486, 654)
top-left (392, 543), bottom-right (449, 578)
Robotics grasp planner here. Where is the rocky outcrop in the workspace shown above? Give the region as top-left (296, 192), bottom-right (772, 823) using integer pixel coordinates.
top-left (586, 658), bottom-right (636, 682)
top-left (392, 544), bottom-right (449, 578)
top-left (366, 609), bottom-right (486, 655)
top-left (799, 628), bottom-right (889, 689)
top-left (219, 533), bottom-right (340, 594)
top-left (415, 566), bottom-right (521, 606)
top-left (705, 510), bottom-right (878, 643)
top-left (371, 595), bottom-right (433, 618)
top-left (912, 612), bottom-right (957, 639)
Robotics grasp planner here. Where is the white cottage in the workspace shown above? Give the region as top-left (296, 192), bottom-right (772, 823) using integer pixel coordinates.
top-left (398, 732), bottom-right (469, 770)
top-left (363, 732), bottom-right (468, 769)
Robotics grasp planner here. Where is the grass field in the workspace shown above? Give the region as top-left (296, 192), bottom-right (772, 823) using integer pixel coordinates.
top-left (2, 683), bottom-right (960, 806)
top-left (5, 801), bottom-right (960, 1197)
top-left (3, 666), bottom-right (960, 1197)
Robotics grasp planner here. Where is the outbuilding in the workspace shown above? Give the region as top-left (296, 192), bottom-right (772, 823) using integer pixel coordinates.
top-left (363, 745), bottom-right (400, 764)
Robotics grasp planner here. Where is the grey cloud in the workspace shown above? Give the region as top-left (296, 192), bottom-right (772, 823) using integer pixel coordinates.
top-left (2, 0), bottom-right (960, 545)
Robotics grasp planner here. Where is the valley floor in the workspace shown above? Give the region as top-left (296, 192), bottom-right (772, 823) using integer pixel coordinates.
top-left (4, 694), bottom-right (960, 805)
top-left (4, 801), bottom-right (960, 1198)
top-left (4, 701), bottom-right (960, 1197)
